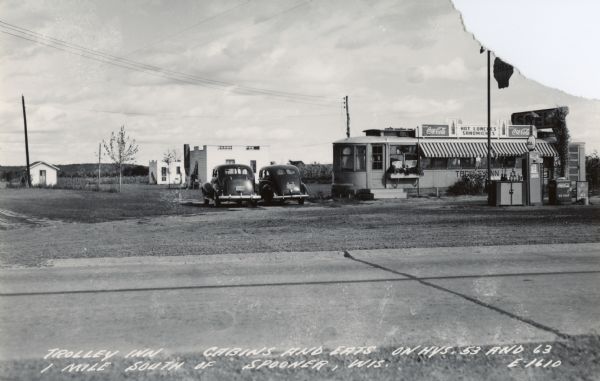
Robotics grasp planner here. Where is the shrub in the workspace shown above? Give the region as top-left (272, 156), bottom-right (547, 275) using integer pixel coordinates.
top-left (298, 163), bottom-right (332, 183)
top-left (447, 172), bottom-right (487, 195)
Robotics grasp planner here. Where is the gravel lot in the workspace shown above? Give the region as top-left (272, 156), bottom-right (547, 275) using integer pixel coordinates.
top-left (0, 186), bottom-right (598, 267)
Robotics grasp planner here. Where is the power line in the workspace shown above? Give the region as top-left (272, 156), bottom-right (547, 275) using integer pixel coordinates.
top-left (123, 0), bottom-right (252, 56)
top-left (0, 99), bottom-right (339, 120)
top-left (186, 0), bottom-right (310, 51)
top-left (0, 18), bottom-right (337, 106)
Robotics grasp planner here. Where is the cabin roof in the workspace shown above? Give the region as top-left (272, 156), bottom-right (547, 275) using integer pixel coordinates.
top-left (29, 161), bottom-right (60, 171)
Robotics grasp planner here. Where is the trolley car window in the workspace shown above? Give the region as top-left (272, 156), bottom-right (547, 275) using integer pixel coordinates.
top-left (355, 146), bottom-right (366, 171)
top-left (372, 145), bottom-right (383, 170)
top-left (341, 146), bottom-right (354, 171)
top-left (461, 158), bottom-right (477, 168)
top-left (431, 158), bottom-right (448, 169)
top-left (390, 146), bottom-right (403, 167)
top-left (448, 158), bottom-right (461, 169)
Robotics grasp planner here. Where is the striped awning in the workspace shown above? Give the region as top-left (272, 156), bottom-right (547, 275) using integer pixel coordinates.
top-left (419, 141), bottom-right (558, 158)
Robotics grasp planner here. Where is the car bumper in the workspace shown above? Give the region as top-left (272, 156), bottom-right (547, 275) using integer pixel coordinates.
top-left (272, 193), bottom-right (309, 200)
top-left (218, 194), bottom-right (261, 201)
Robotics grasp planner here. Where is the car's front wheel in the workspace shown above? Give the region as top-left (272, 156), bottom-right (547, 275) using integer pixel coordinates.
top-left (298, 198), bottom-right (305, 205)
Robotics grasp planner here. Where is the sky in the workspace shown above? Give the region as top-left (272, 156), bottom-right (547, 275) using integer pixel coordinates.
top-left (1, 0), bottom-right (599, 166)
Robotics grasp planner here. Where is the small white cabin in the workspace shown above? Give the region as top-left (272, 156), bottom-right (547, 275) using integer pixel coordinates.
top-left (149, 160), bottom-right (185, 185)
top-left (29, 161), bottom-right (59, 186)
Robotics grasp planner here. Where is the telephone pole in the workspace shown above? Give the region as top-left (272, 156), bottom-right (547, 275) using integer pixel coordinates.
top-left (487, 50), bottom-right (491, 188)
top-left (21, 95), bottom-right (31, 187)
top-left (98, 142), bottom-right (101, 190)
top-left (344, 95), bottom-right (350, 138)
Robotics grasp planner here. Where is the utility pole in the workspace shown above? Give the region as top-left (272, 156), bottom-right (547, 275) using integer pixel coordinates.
top-left (21, 95), bottom-right (31, 187)
top-left (98, 142), bottom-right (101, 190)
top-left (344, 95), bottom-right (350, 138)
top-left (486, 50), bottom-right (491, 189)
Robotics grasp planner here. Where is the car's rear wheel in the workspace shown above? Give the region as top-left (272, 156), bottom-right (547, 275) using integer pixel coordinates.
top-left (298, 198), bottom-right (305, 205)
top-left (203, 198), bottom-right (209, 206)
top-left (214, 196), bottom-right (221, 207)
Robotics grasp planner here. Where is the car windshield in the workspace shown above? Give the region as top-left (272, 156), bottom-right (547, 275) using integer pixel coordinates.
top-left (275, 168), bottom-right (298, 176)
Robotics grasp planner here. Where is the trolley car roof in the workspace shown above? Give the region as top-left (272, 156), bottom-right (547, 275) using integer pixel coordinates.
top-left (333, 136), bottom-right (417, 144)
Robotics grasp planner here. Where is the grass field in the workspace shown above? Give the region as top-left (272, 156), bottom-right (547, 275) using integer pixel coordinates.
top-left (0, 185), bottom-right (201, 223)
top-left (0, 183), bottom-right (331, 223)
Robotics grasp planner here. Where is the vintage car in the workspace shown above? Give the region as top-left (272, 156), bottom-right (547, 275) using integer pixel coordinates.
top-left (258, 165), bottom-right (309, 204)
top-left (202, 164), bottom-right (261, 206)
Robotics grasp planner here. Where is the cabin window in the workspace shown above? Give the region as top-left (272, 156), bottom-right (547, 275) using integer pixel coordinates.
top-left (372, 145), bottom-right (383, 170)
top-left (355, 146), bottom-right (366, 171)
top-left (341, 146), bottom-right (354, 171)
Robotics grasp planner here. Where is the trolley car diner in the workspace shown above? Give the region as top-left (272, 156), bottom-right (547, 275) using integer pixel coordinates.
top-left (332, 121), bottom-right (560, 198)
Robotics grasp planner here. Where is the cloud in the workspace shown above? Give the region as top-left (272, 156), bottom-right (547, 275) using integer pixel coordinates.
top-left (406, 57), bottom-right (470, 83)
top-left (214, 126), bottom-right (293, 141)
top-left (391, 96), bottom-right (463, 116)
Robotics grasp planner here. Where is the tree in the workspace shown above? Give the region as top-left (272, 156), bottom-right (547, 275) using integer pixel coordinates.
top-left (103, 125), bottom-right (139, 192)
top-left (586, 150), bottom-right (600, 193)
top-left (162, 148), bottom-right (178, 188)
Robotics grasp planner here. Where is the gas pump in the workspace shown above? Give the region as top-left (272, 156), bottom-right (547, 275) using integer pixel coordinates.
top-left (522, 135), bottom-right (543, 205)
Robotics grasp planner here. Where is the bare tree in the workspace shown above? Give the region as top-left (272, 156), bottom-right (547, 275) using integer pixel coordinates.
top-left (103, 125), bottom-right (139, 192)
top-left (162, 148), bottom-right (178, 188)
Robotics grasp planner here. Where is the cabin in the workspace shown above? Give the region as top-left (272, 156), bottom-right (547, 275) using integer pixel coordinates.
top-left (29, 161), bottom-right (59, 186)
top-left (149, 160), bottom-right (185, 185)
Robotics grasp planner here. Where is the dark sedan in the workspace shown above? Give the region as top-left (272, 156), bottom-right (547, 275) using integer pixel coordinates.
top-left (258, 165), bottom-right (309, 205)
top-left (202, 164), bottom-right (261, 207)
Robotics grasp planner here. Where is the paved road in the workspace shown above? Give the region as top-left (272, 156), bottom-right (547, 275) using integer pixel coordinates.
top-left (1, 243), bottom-right (599, 362)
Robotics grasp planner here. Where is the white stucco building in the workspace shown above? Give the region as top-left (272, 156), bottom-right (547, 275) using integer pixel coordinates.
top-left (149, 160), bottom-right (185, 185)
top-left (29, 161), bottom-right (59, 186)
top-left (185, 144), bottom-right (270, 186)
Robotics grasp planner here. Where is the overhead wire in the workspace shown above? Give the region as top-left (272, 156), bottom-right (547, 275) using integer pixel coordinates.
top-left (0, 18), bottom-right (337, 107)
top-left (122, 0), bottom-right (252, 56)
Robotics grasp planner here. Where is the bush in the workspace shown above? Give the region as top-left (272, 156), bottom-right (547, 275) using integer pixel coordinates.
top-left (298, 163), bottom-right (332, 183)
top-left (447, 172), bottom-right (487, 195)
top-left (587, 151), bottom-right (600, 194)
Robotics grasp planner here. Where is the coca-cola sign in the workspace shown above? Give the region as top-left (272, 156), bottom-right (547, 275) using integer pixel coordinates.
top-left (421, 124), bottom-right (449, 137)
top-left (508, 125), bottom-right (531, 137)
